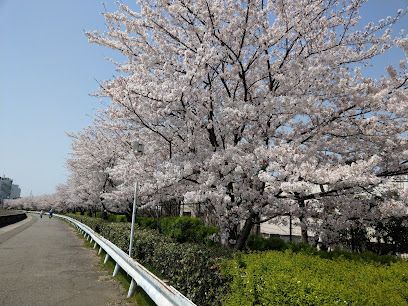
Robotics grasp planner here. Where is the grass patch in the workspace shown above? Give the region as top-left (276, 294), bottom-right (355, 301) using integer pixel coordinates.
top-left (70, 224), bottom-right (156, 306)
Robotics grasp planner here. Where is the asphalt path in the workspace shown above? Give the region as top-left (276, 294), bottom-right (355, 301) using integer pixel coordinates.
top-left (0, 214), bottom-right (130, 306)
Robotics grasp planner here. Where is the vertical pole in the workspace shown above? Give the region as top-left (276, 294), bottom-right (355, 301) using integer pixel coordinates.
top-left (289, 214), bottom-right (292, 242)
top-left (104, 253), bottom-right (110, 264)
top-left (129, 181), bottom-right (138, 257)
top-left (113, 263), bottom-right (120, 277)
top-left (98, 246), bottom-right (102, 255)
top-left (127, 279), bottom-right (137, 298)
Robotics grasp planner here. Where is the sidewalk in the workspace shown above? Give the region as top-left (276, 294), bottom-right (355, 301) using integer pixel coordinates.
top-left (0, 214), bottom-right (130, 306)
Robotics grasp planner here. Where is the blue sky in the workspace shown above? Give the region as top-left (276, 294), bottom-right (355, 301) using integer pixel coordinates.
top-left (0, 1), bottom-right (406, 197)
top-left (0, 0), bottom-right (135, 196)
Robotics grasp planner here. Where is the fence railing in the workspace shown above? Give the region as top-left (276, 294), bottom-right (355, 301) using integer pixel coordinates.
top-left (53, 214), bottom-right (196, 306)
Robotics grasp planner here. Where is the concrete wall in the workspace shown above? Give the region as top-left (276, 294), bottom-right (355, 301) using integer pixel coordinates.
top-left (0, 210), bottom-right (27, 228)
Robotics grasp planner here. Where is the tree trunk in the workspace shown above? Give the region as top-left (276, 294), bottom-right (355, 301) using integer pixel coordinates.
top-left (298, 199), bottom-right (308, 244)
top-left (299, 216), bottom-right (309, 244)
top-left (234, 212), bottom-right (257, 250)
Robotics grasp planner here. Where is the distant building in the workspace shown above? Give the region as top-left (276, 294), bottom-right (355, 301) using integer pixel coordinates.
top-left (10, 184), bottom-right (21, 199)
top-left (0, 177), bottom-right (13, 200)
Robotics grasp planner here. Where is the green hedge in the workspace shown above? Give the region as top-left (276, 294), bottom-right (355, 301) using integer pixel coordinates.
top-left (247, 235), bottom-right (398, 265)
top-left (80, 214), bottom-right (217, 244)
top-left (247, 235), bottom-right (288, 251)
top-left (69, 214), bottom-right (407, 305)
top-left (222, 251), bottom-right (408, 306)
top-left (70, 215), bottom-right (230, 305)
top-left (136, 216), bottom-right (218, 244)
top-left (158, 216), bottom-right (218, 244)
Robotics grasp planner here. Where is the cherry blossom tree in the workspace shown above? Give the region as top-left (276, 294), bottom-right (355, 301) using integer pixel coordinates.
top-left (62, 121), bottom-right (137, 216)
top-left (4, 193), bottom-right (60, 212)
top-left (76, 0), bottom-right (408, 249)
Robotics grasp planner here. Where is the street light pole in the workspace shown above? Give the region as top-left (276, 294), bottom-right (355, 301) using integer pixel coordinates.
top-left (129, 180), bottom-right (138, 256)
top-left (129, 141), bottom-right (144, 257)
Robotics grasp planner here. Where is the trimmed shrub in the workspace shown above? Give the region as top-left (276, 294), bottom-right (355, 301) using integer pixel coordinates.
top-left (107, 214), bottom-right (127, 223)
top-left (70, 214), bottom-right (230, 305)
top-left (222, 251), bottom-right (408, 306)
top-left (136, 216), bottom-right (218, 244)
top-left (69, 214), bottom-right (405, 305)
top-left (247, 235), bottom-right (288, 251)
top-left (136, 216), bottom-right (159, 229)
top-left (158, 216), bottom-right (218, 244)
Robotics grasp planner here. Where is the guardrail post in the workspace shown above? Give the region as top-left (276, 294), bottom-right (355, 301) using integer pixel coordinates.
top-left (104, 253), bottom-right (110, 264)
top-left (93, 241), bottom-right (97, 249)
top-left (127, 279), bottom-right (137, 298)
top-left (113, 263), bottom-right (120, 277)
top-left (90, 237), bottom-right (93, 243)
top-left (98, 246), bottom-right (102, 255)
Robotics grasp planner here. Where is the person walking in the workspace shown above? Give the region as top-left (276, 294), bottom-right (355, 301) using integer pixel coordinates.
top-left (40, 210), bottom-right (43, 218)
top-left (49, 208), bottom-right (53, 218)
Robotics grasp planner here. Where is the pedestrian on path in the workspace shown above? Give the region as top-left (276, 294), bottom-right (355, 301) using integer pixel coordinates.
top-left (40, 210), bottom-right (44, 218)
top-left (49, 208), bottom-right (53, 218)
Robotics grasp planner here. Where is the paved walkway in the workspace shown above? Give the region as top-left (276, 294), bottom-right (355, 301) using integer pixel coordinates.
top-left (0, 214), bottom-right (130, 306)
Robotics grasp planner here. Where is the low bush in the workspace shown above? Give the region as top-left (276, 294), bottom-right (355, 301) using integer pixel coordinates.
top-left (70, 214), bottom-right (230, 305)
top-left (107, 214), bottom-right (127, 223)
top-left (247, 235), bottom-right (398, 265)
top-left (247, 235), bottom-right (288, 251)
top-left (158, 216), bottom-right (218, 244)
top-left (69, 214), bottom-right (405, 305)
top-left (135, 216), bottom-right (218, 244)
top-left (222, 251), bottom-right (408, 306)
top-left (136, 216), bottom-right (159, 229)
top-left (317, 249), bottom-right (398, 265)
top-left (73, 213), bottom-right (217, 244)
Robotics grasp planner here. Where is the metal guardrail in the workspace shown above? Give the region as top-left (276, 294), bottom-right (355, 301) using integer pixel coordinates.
top-left (51, 213), bottom-right (196, 306)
